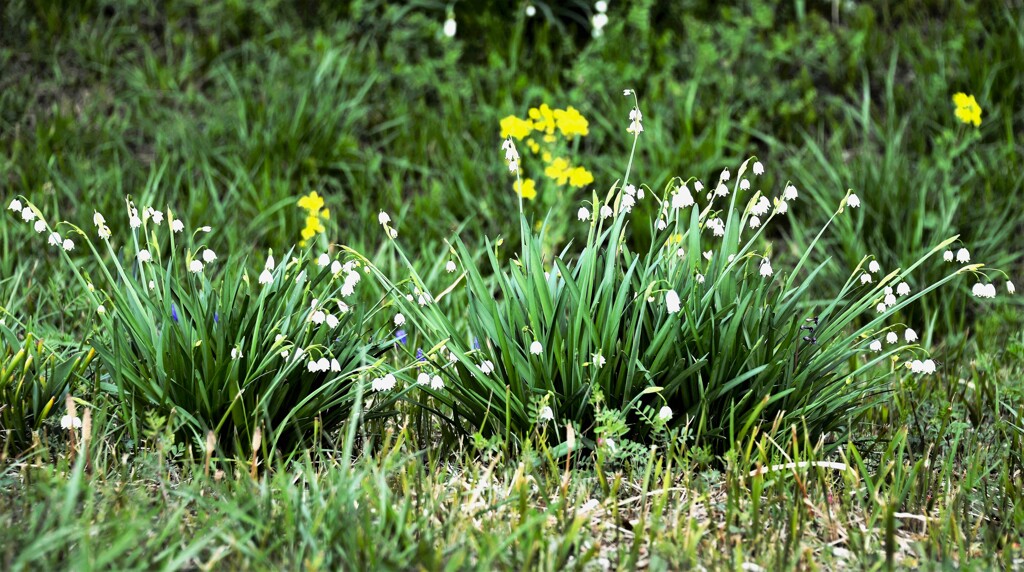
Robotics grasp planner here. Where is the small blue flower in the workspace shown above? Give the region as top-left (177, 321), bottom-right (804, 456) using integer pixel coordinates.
top-left (416, 347), bottom-right (426, 362)
top-left (214, 311), bottom-right (219, 324)
top-left (472, 337), bottom-right (480, 350)
top-left (396, 329), bottom-right (407, 345)
top-left (171, 302), bottom-right (179, 323)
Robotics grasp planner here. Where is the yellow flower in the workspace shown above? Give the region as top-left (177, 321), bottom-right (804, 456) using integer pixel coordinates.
top-left (297, 191), bottom-right (325, 213)
top-left (541, 151), bottom-right (552, 163)
top-left (668, 233), bottom-right (683, 244)
top-left (526, 138), bottom-right (540, 154)
top-left (953, 92), bottom-right (982, 127)
top-left (544, 157), bottom-right (571, 186)
top-left (514, 178), bottom-right (537, 200)
top-left (554, 106), bottom-right (589, 138)
top-left (528, 104), bottom-right (557, 135)
top-left (567, 166), bottom-right (594, 188)
top-left (500, 115), bottom-right (535, 140)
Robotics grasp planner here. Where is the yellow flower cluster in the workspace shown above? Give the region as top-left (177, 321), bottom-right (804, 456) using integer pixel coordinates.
top-left (297, 191), bottom-right (330, 247)
top-left (953, 93), bottom-right (982, 127)
top-left (499, 103), bottom-right (594, 199)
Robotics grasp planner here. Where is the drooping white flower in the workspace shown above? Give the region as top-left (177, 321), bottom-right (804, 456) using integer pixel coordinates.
top-left (707, 218), bottom-right (725, 237)
top-left (626, 107), bottom-right (643, 134)
top-left (93, 212), bottom-right (105, 226)
top-left (884, 293), bottom-right (897, 307)
top-left (846, 194), bottom-right (861, 208)
top-left (8, 199), bottom-right (23, 212)
top-left (171, 219), bottom-right (185, 233)
top-left (868, 260), bottom-right (880, 273)
top-left (1009, 281), bottom-right (1016, 294)
top-left (876, 302), bottom-right (887, 313)
top-left (130, 213), bottom-right (142, 229)
top-left (896, 282), bottom-right (911, 296)
top-left (600, 205), bottom-right (613, 220)
top-left (721, 168), bottom-right (731, 182)
top-left (538, 406), bottom-right (554, 423)
top-left (739, 179), bottom-right (750, 191)
top-left (259, 269), bottom-right (273, 285)
top-left (971, 283), bottom-right (997, 298)
top-left (751, 196), bottom-right (771, 217)
top-left (331, 260), bottom-right (343, 275)
top-left (676, 247), bottom-right (685, 258)
top-left (694, 181), bottom-right (704, 192)
top-left (910, 359), bottom-right (924, 374)
top-left (869, 340), bottom-right (882, 352)
top-left (325, 314), bottom-right (339, 329)
top-left (502, 138), bottom-right (520, 170)
top-left (656, 219), bottom-right (667, 231)
top-left (97, 304), bottom-right (106, 315)
top-left (665, 290), bottom-right (681, 314)
top-left (21, 208), bottom-right (35, 221)
top-left (886, 332), bottom-right (898, 344)
top-left (317, 357), bottom-right (330, 372)
top-left (620, 194), bottom-right (636, 212)
top-left (445, 260), bottom-right (457, 273)
top-left (310, 310), bottom-right (326, 325)
top-left (577, 206), bottom-right (590, 221)
top-left (200, 226), bottom-right (212, 233)
top-left (760, 259), bottom-right (773, 277)
top-left (371, 374), bottom-right (397, 392)
top-left (378, 211), bottom-right (391, 226)
top-left (623, 184), bottom-right (636, 196)
top-left (696, 273), bottom-right (705, 284)
top-left (47, 232), bottom-right (61, 246)
top-left (442, 17), bottom-right (457, 38)
top-left (530, 340), bottom-right (543, 355)
top-left (393, 313), bottom-right (406, 326)
top-left (672, 185), bottom-right (694, 209)
top-left (97, 225), bottom-right (111, 240)
top-left (860, 273), bottom-right (872, 285)
top-left (748, 215), bottom-right (761, 229)
top-left (776, 200), bottom-right (789, 214)
top-left (337, 301), bottom-right (349, 314)
top-left (150, 210), bottom-right (164, 225)
top-left (202, 249), bottom-right (217, 263)
top-left (317, 253), bottom-right (330, 267)
top-left (714, 183), bottom-right (729, 197)
top-left (943, 250), bottom-right (954, 262)
top-left (956, 248), bottom-right (970, 263)
top-left (33, 220), bottom-right (46, 233)
top-left (784, 184), bottom-right (799, 201)
top-left (752, 162), bottom-right (764, 176)
top-left (231, 347), bottom-right (243, 360)
top-left (526, 5), bottom-right (536, 17)
top-left (657, 406), bottom-right (673, 422)
top-left (388, 227), bottom-right (398, 239)
top-left (591, 352), bottom-right (606, 368)
top-left (922, 359), bottom-right (936, 374)
top-left (189, 259), bottom-right (204, 274)
top-left (137, 249), bottom-right (152, 263)
top-left (905, 328), bottom-right (918, 343)
top-left (417, 372), bottom-right (430, 385)
top-left (479, 360), bottom-right (494, 375)
top-left (331, 358), bottom-right (341, 372)
top-left (430, 375), bottom-right (444, 390)
top-left (703, 250), bottom-right (712, 260)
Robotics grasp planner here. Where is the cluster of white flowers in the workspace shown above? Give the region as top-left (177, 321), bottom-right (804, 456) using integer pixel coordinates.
top-left (909, 359), bottom-right (937, 374)
top-left (371, 373), bottom-right (397, 392)
top-left (971, 283), bottom-right (997, 298)
top-left (706, 217), bottom-right (725, 237)
top-left (417, 372), bottom-right (445, 390)
top-left (307, 357), bottom-right (342, 373)
top-left (944, 248), bottom-right (970, 263)
top-left (259, 254), bottom-right (275, 285)
top-left (592, 1), bottom-right (609, 37)
top-left (501, 138), bottom-right (520, 174)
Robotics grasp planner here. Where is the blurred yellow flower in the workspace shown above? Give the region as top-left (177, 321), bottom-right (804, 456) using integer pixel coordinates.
top-left (953, 92), bottom-right (982, 127)
top-left (500, 115), bottom-right (535, 140)
top-left (544, 157), bottom-right (571, 185)
top-left (514, 178), bottom-right (537, 200)
top-left (298, 191), bottom-right (330, 247)
top-left (297, 191), bottom-right (325, 212)
top-left (567, 166), bottom-right (594, 188)
top-left (554, 106), bottom-right (589, 138)
top-left (528, 104), bottom-right (557, 135)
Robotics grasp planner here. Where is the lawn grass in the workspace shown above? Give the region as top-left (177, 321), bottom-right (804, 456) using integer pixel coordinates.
top-left (2, 0), bottom-right (1023, 569)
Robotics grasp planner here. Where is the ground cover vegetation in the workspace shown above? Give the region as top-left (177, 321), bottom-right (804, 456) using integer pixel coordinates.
top-left (1, 0), bottom-right (1023, 569)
